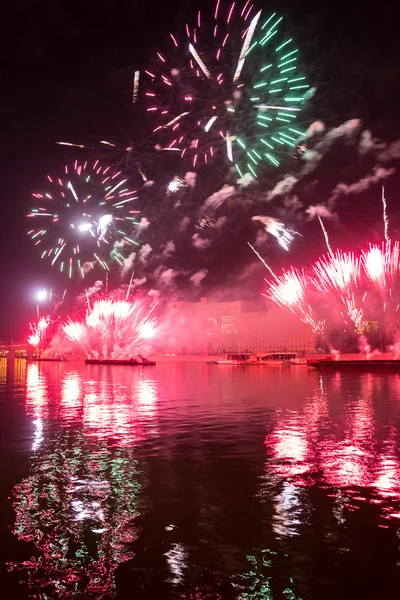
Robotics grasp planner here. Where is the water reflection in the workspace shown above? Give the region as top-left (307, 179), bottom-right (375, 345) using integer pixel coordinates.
top-left (8, 364), bottom-right (159, 598)
top-left (0, 357), bottom-right (6, 394)
top-left (242, 371), bottom-right (400, 598)
top-left (261, 372), bottom-right (400, 526)
top-left (2, 364), bottom-right (400, 599)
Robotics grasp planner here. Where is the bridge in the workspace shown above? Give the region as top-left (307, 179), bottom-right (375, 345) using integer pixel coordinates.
top-left (0, 341), bottom-right (33, 360)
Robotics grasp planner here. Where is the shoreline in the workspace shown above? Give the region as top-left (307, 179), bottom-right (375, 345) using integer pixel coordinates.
top-left (4, 353), bottom-right (397, 364)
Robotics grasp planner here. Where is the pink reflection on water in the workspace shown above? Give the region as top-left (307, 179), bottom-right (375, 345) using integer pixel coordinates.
top-left (26, 363), bottom-right (49, 419)
top-left (82, 374), bottom-right (159, 444)
top-left (371, 435), bottom-right (400, 502)
top-left (262, 372), bottom-right (400, 536)
top-left (270, 417), bottom-right (309, 477)
top-left (8, 364), bottom-right (156, 597)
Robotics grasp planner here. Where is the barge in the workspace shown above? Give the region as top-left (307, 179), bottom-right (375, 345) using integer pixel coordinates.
top-left (85, 358), bottom-right (156, 366)
top-left (308, 359), bottom-right (400, 372)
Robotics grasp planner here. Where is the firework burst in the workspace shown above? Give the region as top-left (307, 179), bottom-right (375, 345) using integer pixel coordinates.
top-left (27, 161), bottom-right (143, 278)
top-left (252, 215), bottom-right (299, 251)
top-left (361, 242), bottom-right (400, 287)
top-left (63, 299), bottom-right (158, 359)
top-left (27, 317), bottom-right (55, 350)
top-left (145, 1), bottom-right (310, 175)
top-left (263, 268), bottom-right (306, 310)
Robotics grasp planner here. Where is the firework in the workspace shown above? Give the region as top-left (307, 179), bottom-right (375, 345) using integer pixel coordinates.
top-left (312, 251), bottom-right (360, 293)
top-left (63, 299), bottom-right (158, 359)
top-left (344, 297), bottom-right (367, 334)
top-left (361, 242), bottom-right (400, 287)
top-left (27, 161), bottom-right (143, 278)
top-left (167, 176), bottom-right (186, 194)
top-left (195, 215), bottom-right (217, 230)
top-left (260, 239), bottom-right (400, 341)
top-left (145, 1), bottom-right (310, 174)
top-left (382, 186), bottom-right (390, 243)
top-left (56, 140), bottom-right (149, 182)
top-left (27, 317), bottom-right (54, 350)
top-left (317, 216), bottom-right (334, 257)
top-left (311, 251), bottom-right (364, 331)
top-left (263, 268), bottom-right (306, 310)
top-left (252, 215), bottom-right (299, 251)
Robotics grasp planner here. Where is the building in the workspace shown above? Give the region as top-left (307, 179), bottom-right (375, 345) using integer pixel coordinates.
top-left (163, 297), bottom-right (315, 355)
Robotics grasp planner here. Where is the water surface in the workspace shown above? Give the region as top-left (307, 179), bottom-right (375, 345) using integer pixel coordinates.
top-left (1, 358), bottom-right (400, 598)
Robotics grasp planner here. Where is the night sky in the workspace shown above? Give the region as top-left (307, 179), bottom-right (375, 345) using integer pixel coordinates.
top-left (1, 0), bottom-right (399, 338)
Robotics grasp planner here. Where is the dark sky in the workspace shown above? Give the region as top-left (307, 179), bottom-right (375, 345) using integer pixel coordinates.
top-left (0, 0), bottom-right (399, 338)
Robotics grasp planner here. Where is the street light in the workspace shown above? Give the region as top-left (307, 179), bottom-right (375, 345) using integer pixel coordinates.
top-left (34, 288), bottom-right (66, 318)
top-left (36, 289), bottom-right (48, 302)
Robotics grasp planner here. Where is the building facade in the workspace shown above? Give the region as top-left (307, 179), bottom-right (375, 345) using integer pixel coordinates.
top-left (163, 297), bottom-right (314, 355)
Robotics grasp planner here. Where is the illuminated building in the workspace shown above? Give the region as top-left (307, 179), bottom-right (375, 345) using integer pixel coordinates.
top-left (165, 297), bottom-right (314, 354)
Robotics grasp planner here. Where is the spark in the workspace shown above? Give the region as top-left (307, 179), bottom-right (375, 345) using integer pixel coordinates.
top-left (318, 216), bottom-right (334, 257)
top-left (204, 116), bottom-right (218, 132)
top-left (233, 10), bottom-right (261, 83)
top-left (252, 215), bottom-right (298, 251)
top-left (67, 181), bottom-right (79, 201)
top-left (56, 141), bottom-right (86, 148)
top-left (105, 179), bottom-right (127, 197)
top-left (189, 43), bottom-right (212, 79)
top-left (382, 186), bottom-right (390, 243)
top-left (164, 112), bottom-right (190, 128)
top-left (247, 242), bottom-right (277, 280)
top-left (132, 70), bottom-right (140, 106)
top-left (167, 176), bottom-right (185, 193)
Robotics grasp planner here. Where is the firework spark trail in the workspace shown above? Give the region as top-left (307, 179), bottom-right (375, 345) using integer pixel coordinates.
top-left (382, 186), bottom-right (390, 243)
top-left (126, 271), bottom-right (135, 300)
top-left (63, 299), bottom-right (158, 359)
top-left (317, 216), bottom-right (334, 257)
top-left (247, 242), bottom-right (277, 279)
top-left (132, 70), bottom-right (140, 106)
top-left (232, 10), bottom-right (262, 82)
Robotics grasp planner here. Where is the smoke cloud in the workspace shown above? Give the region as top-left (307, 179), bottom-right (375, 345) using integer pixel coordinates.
top-left (190, 269), bottom-right (208, 287)
top-left (306, 205), bottom-right (337, 220)
top-left (328, 166), bottom-right (395, 204)
top-left (192, 233), bottom-right (211, 250)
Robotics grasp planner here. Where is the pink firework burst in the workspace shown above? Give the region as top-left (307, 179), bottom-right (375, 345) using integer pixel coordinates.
top-left (63, 299), bottom-right (158, 359)
top-left (312, 251), bottom-right (360, 293)
top-left (27, 317), bottom-right (53, 349)
top-left (263, 268), bottom-right (306, 311)
top-left (361, 242), bottom-right (400, 286)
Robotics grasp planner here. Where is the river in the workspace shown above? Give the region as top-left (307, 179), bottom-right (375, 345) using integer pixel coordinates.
top-left (0, 358), bottom-right (399, 598)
